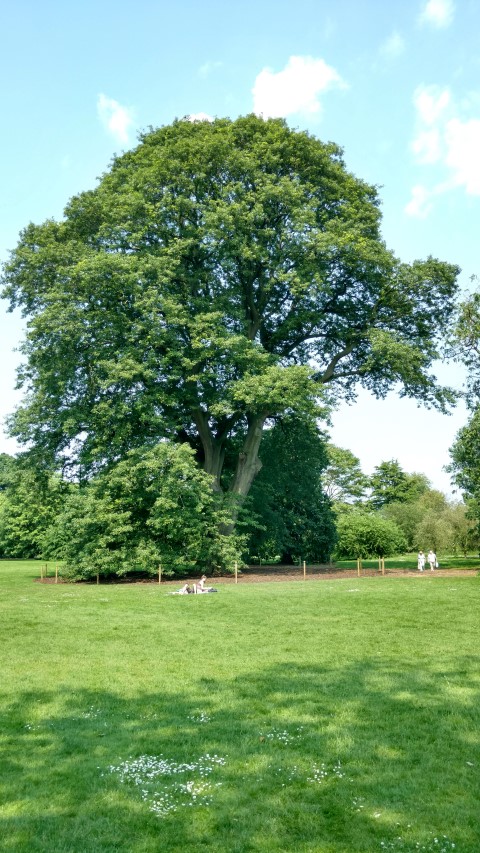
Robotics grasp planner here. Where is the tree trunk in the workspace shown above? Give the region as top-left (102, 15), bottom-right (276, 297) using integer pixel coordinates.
top-left (194, 409), bottom-right (225, 492)
top-left (202, 442), bottom-right (225, 492)
top-left (195, 409), bottom-right (266, 533)
top-left (228, 413), bottom-right (266, 513)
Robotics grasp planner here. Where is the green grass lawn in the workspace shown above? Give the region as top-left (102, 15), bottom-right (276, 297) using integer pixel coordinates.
top-left (1, 561), bottom-right (479, 852)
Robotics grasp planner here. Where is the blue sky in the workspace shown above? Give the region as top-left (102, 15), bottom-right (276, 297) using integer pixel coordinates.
top-left (0, 0), bottom-right (478, 493)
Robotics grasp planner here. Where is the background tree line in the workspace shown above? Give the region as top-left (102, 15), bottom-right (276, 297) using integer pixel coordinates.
top-left (327, 455), bottom-right (479, 561)
top-left (1, 441), bottom-right (478, 573)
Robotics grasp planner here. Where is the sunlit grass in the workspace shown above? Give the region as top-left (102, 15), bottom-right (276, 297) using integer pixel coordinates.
top-left (1, 560), bottom-right (479, 851)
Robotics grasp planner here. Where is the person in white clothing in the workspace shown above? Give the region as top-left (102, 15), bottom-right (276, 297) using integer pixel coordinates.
top-left (417, 550), bottom-right (425, 572)
top-left (427, 549), bottom-right (436, 571)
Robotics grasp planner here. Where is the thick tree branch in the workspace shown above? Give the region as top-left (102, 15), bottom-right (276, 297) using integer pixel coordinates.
top-left (313, 343), bottom-right (356, 383)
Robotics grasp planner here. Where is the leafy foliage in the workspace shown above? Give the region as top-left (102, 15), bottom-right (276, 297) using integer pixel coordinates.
top-left (452, 285), bottom-right (480, 404)
top-left (246, 417), bottom-right (336, 563)
top-left (0, 457), bottom-right (72, 558)
top-left (335, 510), bottom-right (406, 559)
top-left (449, 408), bottom-right (480, 535)
top-left (380, 488), bottom-right (476, 555)
top-left (322, 445), bottom-right (369, 506)
top-left (0, 453), bottom-right (16, 492)
top-left (380, 500), bottom-right (424, 551)
top-left (448, 280), bottom-right (480, 534)
top-left (369, 460), bottom-right (430, 509)
top-left (442, 502), bottom-right (480, 555)
top-left (44, 443), bottom-right (242, 579)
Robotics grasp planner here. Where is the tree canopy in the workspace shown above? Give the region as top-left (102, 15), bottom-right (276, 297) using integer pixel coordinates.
top-left (2, 115), bottom-right (460, 517)
top-left (369, 460), bottom-right (430, 509)
top-left (449, 409), bottom-right (480, 530)
top-left (452, 284), bottom-right (480, 404)
top-left (322, 444), bottom-right (369, 506)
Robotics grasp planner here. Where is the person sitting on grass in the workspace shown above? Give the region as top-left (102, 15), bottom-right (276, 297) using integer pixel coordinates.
top-left (194, 575), bottom-right (217, 593)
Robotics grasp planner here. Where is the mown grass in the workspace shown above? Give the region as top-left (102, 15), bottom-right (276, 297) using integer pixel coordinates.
top-left (1, 560), bottom-right (479, 852)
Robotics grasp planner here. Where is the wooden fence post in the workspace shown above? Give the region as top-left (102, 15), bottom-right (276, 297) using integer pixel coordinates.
top-left (158, 564), bottom-right (162, 584)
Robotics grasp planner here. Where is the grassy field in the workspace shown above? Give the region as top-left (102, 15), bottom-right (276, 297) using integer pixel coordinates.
top-left (1, 561), bottom-right (479, 852)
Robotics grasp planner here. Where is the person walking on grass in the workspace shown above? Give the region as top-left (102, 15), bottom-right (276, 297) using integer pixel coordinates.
top-left (417, 550), bottom-right (425, 572)
top-left (427, 549), bottom-right (436, 571)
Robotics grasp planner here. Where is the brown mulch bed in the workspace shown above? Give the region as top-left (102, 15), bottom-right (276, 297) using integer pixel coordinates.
top-left (34, 565), bottom-right (478, 585)
top-left (207, 566), bottom-right (477, 584)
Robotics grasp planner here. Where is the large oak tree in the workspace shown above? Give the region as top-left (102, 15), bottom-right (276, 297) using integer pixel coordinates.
top-left (2, 115), bottom-right (460, 514)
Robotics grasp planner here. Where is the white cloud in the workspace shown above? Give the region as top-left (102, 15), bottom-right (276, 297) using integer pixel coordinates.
top-left (407, 83), bottom-right (480, 215)
top-left (405, 184), bottom-right (433, 218)
top-left (380, 31), bottom-right (406, 59)
top-left (252, 55), bottom-right (345, 119)
top-left (198, 61), bottom-right (223, 78)
top-left (444, 117), bottom-right (480, 194)
top-left (419, 0), bottom-right (455, 28)
top-left (413, 85), bottom-right (450, 125)
top-left (410, 86), bottom-right (449, 168)
top-left (97, 93), bottom-right (134, 143)
top-left (411, 128), bottom-right (442, 163)
top-left (187, 112), bottom-right (214, 122)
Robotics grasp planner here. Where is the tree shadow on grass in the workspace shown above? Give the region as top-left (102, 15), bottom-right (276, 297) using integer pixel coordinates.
top-left (1, 657), bottom-right (479, 852)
